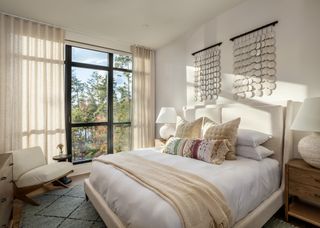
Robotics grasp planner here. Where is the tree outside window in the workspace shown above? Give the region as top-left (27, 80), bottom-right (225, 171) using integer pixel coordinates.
top-left (66, 46), bottom-right (132, 163)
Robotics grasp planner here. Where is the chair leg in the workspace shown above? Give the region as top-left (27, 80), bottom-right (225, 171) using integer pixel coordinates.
top-left (42, 184), bottom-right (52, 191)
top-left (14, 171), bottom-right (74, 206)
top-left (53, 180), bottom-right (69, 188)
top-left (14, 183), bottom-right (41, 206)
top-left (16, 194), bottom-right (40, 206)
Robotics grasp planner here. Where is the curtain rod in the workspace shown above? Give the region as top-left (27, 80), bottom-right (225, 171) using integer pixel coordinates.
top-left (230, 21), bottom-right (278, 41)
top-left (0, 10), bottom-right (60, 28)
top-left (0, 11), bottom-right (132, 55)
top-left (191, 42), bottom-right (222, 56)
top-left (65, 39), bottom-right (132, 55)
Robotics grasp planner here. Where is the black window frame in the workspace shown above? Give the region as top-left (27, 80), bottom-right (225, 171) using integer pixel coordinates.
top-left (65, 45), bottom-right (132, 164)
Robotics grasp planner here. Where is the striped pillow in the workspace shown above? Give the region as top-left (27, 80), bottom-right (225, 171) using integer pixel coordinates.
top-left (162, 137), bottom-right (230, 164)
top-left (162, 137), bottom-right (187, 156)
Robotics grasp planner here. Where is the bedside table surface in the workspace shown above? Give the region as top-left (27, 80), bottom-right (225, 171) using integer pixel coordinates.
top-left (285, 159), bottom-right (320, 226)
top-left (287, 159), bottom-right (320, 174)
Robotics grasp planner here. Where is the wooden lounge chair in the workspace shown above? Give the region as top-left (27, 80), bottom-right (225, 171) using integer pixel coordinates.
top-left (10, 146), bottom-right (73, 205)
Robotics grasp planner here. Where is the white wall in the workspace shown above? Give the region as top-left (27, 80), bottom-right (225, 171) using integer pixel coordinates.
top-left (156, 38), bottom-right (187, 115)
top-left (155, 0), bottom-right (320, 118)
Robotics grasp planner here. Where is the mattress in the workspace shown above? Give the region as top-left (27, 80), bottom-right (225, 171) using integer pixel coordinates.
top-left (89, 148), bottom-right (280, 228)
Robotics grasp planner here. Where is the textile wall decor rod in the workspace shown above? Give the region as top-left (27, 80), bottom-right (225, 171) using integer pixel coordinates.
top-left (191, 42), bottom-right (222, 56)
top-left (230, 21), bottom-right (278, 41)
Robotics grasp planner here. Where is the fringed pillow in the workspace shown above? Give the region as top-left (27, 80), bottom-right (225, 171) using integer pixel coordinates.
top-left (162, 137), bottom-right (231, 164)
top-left (162, 137), bottom-right (187, 156)
top-left (203, 118), bottom-right (241, 160)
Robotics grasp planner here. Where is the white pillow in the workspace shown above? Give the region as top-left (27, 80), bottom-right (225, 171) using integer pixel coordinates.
top-left (236, 145), bottom-right (274, 161)
top-left (237, 129), bottom-right (271, 147)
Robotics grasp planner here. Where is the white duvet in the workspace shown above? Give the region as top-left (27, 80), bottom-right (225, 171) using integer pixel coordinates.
top-left (89, 148), bottom-right (280, 228)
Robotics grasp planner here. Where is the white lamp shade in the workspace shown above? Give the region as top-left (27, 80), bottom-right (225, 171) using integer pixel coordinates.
top-left (156, 107), bottom-right (177, 124)
top-left (291, 97), bottom-right (320, 132)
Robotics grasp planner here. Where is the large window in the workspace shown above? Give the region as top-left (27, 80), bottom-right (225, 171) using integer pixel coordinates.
top-left (65, 45), bottom-right (132, 163)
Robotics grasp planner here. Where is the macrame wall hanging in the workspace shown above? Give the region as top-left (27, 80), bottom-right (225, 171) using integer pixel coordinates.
top-left (230, 21), bottom-right (278, 99)
top-left (192, 42), bottom-right (222, 102)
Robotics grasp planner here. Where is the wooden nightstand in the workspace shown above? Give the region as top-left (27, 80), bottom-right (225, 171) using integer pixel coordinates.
top-left (0, 153), bottom-right (13, 228)
top-left (155, 138), bottom-right (167, 147)
top-left (285, 159), bottom-right (320, 227)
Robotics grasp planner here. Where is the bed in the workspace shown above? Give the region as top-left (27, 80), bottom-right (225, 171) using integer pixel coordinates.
top-left (84, 103), bottom-right (289, 228)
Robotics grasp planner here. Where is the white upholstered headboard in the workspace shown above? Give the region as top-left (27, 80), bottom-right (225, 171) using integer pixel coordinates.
top-left (183, 104), bottom-right (285, 166)
top-left (222, 104), bottom-right (284, 165)
top-left (183, 105), bottom-right (221, 123)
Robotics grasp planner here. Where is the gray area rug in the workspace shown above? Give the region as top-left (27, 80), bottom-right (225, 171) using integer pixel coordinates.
top-left (21, 185), bottom-right (105, 228)
top-left (264, 218), bottom-right (299, 228)
top-left (21, 185), bottom-right (298, 228)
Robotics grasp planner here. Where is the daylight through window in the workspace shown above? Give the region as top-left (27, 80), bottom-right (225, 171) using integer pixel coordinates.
top-left (65, 45), bottom-right (132, 163)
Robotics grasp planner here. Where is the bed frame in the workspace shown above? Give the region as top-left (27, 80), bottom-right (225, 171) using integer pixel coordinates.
top-left (84, 101), bottom-right (299, 228)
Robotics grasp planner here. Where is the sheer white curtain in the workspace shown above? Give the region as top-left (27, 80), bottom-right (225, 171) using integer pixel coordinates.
top-left (131, 45), bottom-right (155, 149)
top-left (0, 13), bottom-right (65, 161)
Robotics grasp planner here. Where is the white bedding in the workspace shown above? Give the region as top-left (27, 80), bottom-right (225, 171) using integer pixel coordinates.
top-left (89, 148), bottom-right (280, 228)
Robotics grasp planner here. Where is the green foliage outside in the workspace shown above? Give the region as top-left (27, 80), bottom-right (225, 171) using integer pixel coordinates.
top-left (71, 55), bottom-right (132, 162)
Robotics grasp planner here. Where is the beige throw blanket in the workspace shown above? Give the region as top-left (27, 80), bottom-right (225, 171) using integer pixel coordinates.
top-left (94, 153), bottom-right (232, 228)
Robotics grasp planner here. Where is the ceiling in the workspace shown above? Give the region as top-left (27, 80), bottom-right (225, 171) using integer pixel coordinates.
top-left (0, 0), bottom-right (246, 49)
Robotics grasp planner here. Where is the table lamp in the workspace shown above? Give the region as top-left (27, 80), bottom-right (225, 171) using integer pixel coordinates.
top-left (156, 107), bottom-right (177, 140)
top-left (291, 97), bottom-right (320, 168)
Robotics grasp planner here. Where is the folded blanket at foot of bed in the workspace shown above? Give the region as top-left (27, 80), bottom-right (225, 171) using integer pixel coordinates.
top-left (94, 153), bottom-right (232, 228)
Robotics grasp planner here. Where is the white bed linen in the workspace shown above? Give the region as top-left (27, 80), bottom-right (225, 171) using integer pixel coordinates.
top-left (89, 148), bottom-right (280, 228)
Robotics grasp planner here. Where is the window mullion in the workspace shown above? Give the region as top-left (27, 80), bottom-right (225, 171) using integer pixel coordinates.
top-left (71, 122), bottom-right (109, 127)
top-left (65, 45), bottom-right (72, 162)
top-left (71, 62), bottom-right (110, 71)
top-left (107, 53), bottom-right (114, 154)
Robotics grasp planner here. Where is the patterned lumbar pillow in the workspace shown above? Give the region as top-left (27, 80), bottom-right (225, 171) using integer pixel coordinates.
top-left (162, 137), bottom-right (231, 164)
top-left (162, 137), bottom-right (187, 156)
top-left (175, 116), bottom-right (203, 139)
top-left (203, 118), bottom-right (241, 160)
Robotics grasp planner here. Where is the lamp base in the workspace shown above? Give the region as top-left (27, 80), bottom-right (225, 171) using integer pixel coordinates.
top-left (159, 124), bottom-right (175, 140)
top-left (298, 133), bottom-right (320, 169)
